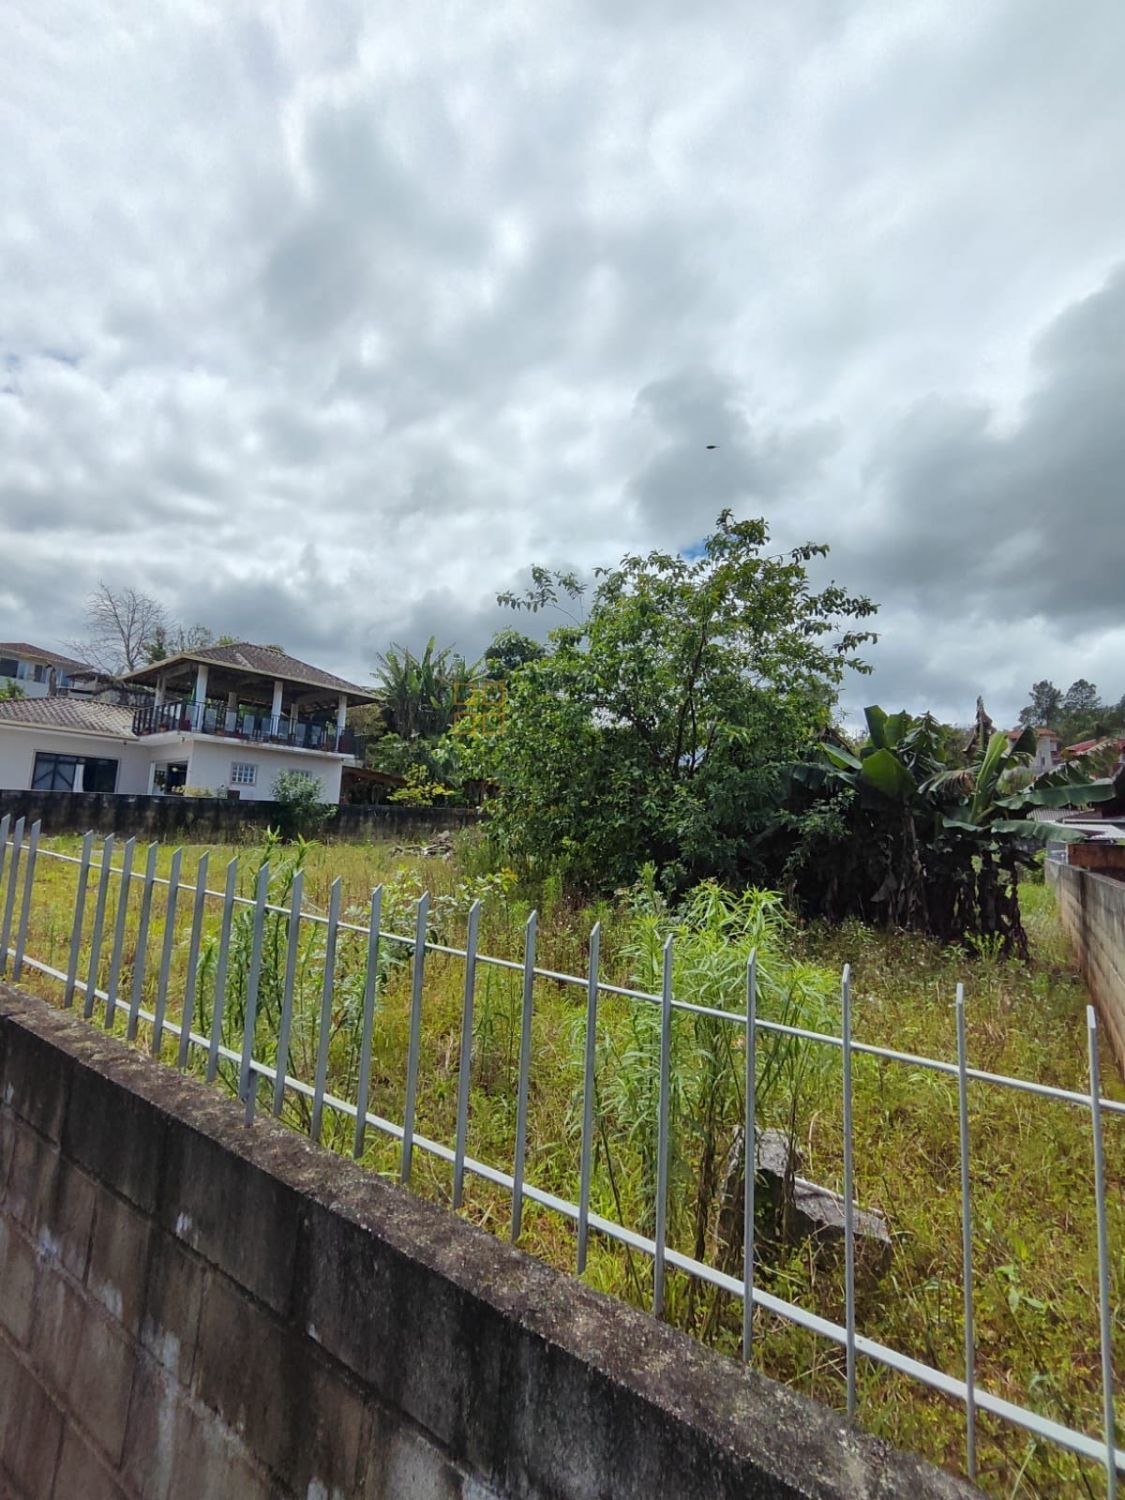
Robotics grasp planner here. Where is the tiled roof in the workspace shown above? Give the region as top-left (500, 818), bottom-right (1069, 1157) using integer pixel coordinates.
top-left (1065, 737), bottom-right (1125, 756)
top-left (124, 642), bottom-right (375, 699)
top-left (0, 697), bottom-right (137, 737)
top-left (0, 642), bottom-right (91, 672)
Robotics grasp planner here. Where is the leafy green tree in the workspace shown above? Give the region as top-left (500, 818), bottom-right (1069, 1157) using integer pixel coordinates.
top-left (481, 629), bottom-right (545, 679)
top-left (0, 679), bottom-right (25, 701)
top-left (1061, 677), bottom-right (1100, 722)
top-left (460, 512), bottom-right (877, 890)
top-left (1017, 679), bottom-right (1063, 729)
top-left (1016, 676), bottom-right (1125, 746)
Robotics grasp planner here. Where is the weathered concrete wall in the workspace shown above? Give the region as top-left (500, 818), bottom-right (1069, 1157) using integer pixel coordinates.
top-left (1047, 860), bottom-right (1125, 1075)
top-left (0, 986), bottom-right (978, 1500)
top-left (0, 788), bottom-right (479, 843)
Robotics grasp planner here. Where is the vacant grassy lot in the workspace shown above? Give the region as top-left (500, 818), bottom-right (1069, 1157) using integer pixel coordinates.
top-left (7, 830), bottom-right (1123, 1497)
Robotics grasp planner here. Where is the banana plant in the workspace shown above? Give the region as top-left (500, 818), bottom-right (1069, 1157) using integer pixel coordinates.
top-left (786, 701), bottom-right (1122, 954)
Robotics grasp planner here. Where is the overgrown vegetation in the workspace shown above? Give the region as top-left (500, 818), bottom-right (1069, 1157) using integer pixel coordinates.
top-left (1018, 677), bottom-right (1125, 747)
top-left (269, 769), bottom-right (337, 840)
top-left (784, 699), bottom-right (1117, 955)
top-left (15, 831), bottom-right (1124, 1497)
top-left (457, 511), bottom-right (876, 891)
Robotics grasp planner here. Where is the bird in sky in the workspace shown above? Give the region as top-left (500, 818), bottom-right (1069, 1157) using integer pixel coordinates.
top-left (705, 444), bottom-right (718, 450)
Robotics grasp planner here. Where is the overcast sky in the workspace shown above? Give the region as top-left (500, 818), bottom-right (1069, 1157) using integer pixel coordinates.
top-left (3, 1), bottom-right (1124, 723)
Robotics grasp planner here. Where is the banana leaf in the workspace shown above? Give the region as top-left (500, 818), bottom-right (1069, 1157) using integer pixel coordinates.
top-left (1012, 779), bottom-right (1117, 809)
top-left (990, 818), bottom-right (1098, 844)
top-left (821, 742), bottom-right (863, 771)
top-left (864, 705), bottom-right (910, 751)
top-left (860, 747), bottom-right (916, 802)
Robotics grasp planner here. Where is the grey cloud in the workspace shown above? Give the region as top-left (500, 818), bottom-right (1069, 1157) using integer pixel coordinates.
top-left (3, 0), bottom-right (1125, 729)
top-left (836, 266), bottom-right (1125, 631)
top-left (628, 370), bottom-right (840, 539)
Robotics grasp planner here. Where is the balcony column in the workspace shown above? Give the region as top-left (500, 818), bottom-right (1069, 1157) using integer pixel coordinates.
top-left (193, 663), bottom-right (208, 705)
top-left (154, 672), bottom-right (166, 708)
top-left (226, 690), bottom-right (238, 733)
top-left (337, 693), bottom-right (348, 750)
top-left (272, 679), bottom-right (284, 734)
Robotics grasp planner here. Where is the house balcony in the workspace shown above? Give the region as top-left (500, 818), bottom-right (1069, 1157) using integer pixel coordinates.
top-left (132, 700), bottom-right (362, 757)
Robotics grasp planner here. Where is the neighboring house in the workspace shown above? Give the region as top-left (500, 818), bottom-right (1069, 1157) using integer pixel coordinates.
top-left (0, 642), bottom-right (92, 699)
top-left (1008, 725), bottom-right (1062, 774)
top-left (0, 642), bottom-right (376, 804)
top-left (0, 698), bottom-right (148, 793)
top-left (1063, 736), bottom-right (1125, 760)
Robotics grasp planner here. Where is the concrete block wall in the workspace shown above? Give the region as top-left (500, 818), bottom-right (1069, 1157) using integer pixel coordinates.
top-left (0, 788), bottom-right (478, 843)
top-left (0, 986), bottom-right (979, 1500)
top-left (1047, 860), bottom-right (1125, 1076)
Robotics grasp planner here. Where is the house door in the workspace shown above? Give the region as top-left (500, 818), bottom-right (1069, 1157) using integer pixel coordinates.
top-left (153, 762), bottom-right (188, 793)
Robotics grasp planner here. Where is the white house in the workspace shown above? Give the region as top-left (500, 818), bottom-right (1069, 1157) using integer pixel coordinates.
top-left (0, 642), bottom-right (92, 699)
top-left (0, 642), bottom-right (376, 803)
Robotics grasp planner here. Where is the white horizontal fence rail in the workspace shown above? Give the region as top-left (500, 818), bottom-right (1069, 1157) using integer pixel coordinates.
top-left (1, 817), bottom-right (1121, 1494)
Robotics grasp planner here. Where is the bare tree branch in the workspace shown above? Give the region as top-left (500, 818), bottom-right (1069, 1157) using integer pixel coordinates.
top-left (69, 583), bottom-right (170, 676)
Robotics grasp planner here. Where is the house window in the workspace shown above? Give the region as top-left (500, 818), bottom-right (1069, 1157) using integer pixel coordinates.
top-left (32, 753), bottom-right (78, 790)
top-left (84, 758), bottom-right (118, 793)
top-left (0, 658), bottom-right (18, 679)
top-left (230, 761), bottom-right (257, 787)
top-left (31, 753), bottom-right (119, 792)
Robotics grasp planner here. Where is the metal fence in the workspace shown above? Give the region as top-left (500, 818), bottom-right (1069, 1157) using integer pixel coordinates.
top-left (0, 814), bottom-right (1121, 1494)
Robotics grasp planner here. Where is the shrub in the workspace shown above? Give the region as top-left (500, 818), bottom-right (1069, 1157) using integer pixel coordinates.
top-left (270, 770), bottom-right (337, 840)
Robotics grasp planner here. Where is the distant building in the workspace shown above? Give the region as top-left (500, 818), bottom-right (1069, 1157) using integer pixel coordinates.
top-left (0, 643), bottom-right (91, 699)
top-left (1008, 725), bottom-right (1062, 774)
top-left (1063, 736), bottom-right (1125, 761)
top-left (0, 642), bottom-right (376, 803)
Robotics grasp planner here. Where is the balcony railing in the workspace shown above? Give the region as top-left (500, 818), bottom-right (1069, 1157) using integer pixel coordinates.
top-left (132, 700), bottom-right (358, 756)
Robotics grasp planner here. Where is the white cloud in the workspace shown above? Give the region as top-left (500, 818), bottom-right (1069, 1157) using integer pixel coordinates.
top-left (2, 0), bottom-right (1125, 725)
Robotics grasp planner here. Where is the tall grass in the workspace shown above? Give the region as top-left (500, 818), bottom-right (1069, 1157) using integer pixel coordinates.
top-left (11, 832), bottom-right (1123, 1497)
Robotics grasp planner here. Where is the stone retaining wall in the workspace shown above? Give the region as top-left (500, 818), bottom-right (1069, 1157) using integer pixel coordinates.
top-left (0, 985), bottom-right (978, 1499)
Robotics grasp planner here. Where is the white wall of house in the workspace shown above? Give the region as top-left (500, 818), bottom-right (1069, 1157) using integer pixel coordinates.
top-left (0, 675), bottom-right (50, 700)
top-left (180, 740), bottom-right (345, 803)
top-left (1033, 734), bottom-right (1061, 773)
top-left (0, 726), bottom-right (151, 792)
